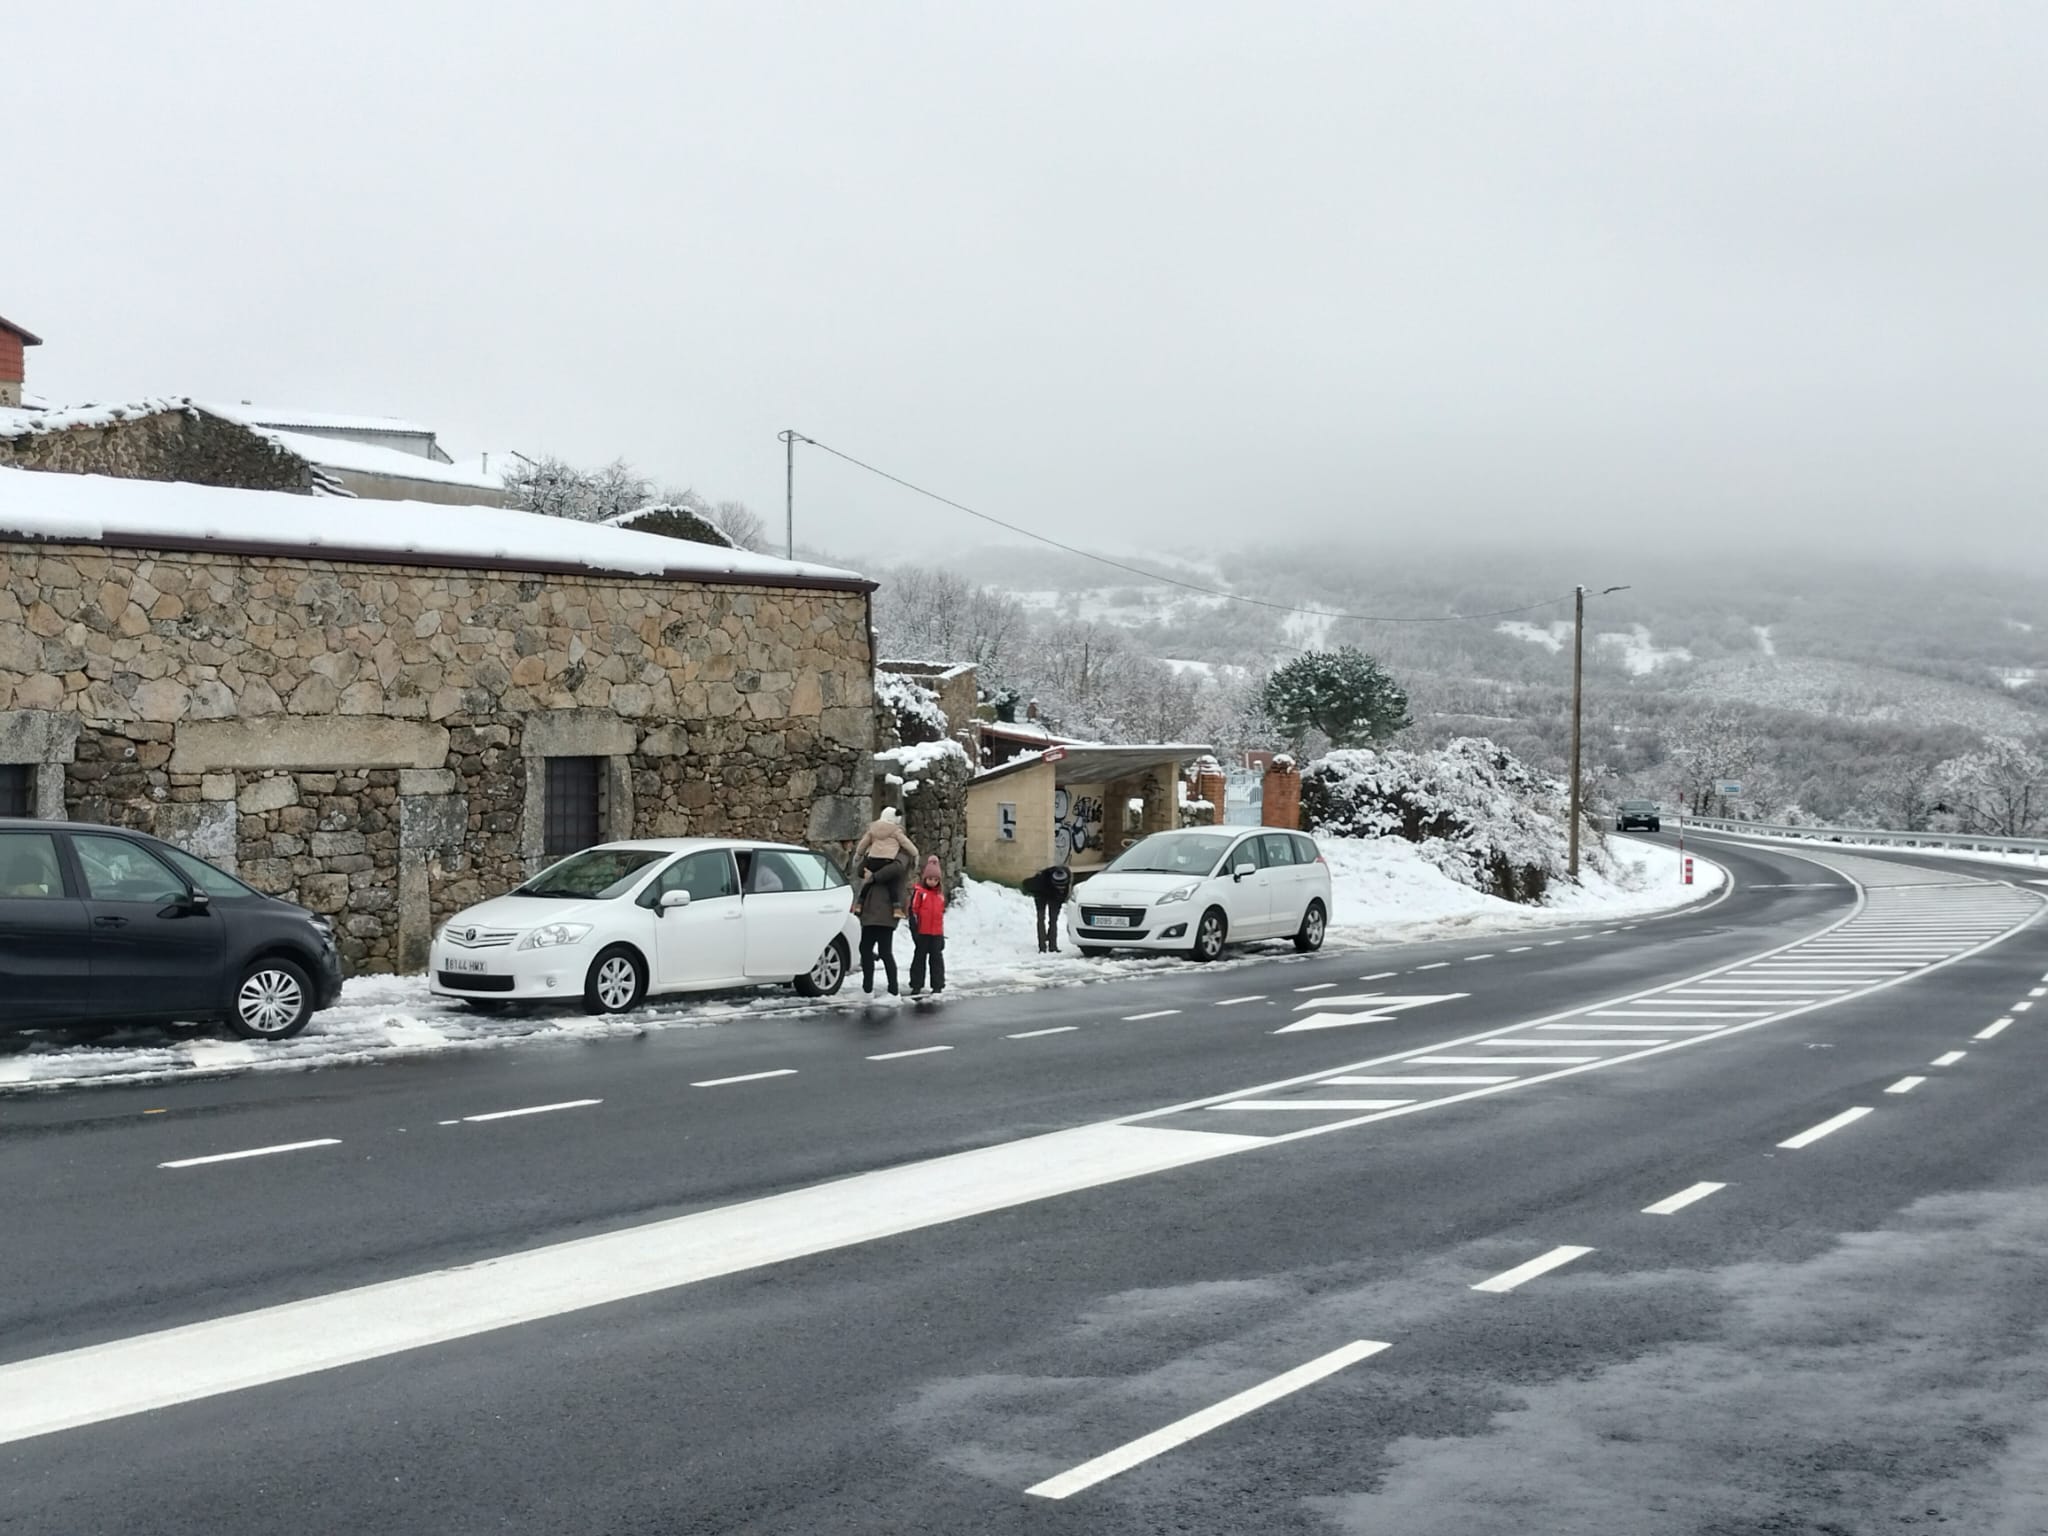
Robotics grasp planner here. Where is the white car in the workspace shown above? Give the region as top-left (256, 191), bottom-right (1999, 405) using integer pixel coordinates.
top-left (1066, 827), bottom-right (1331, 961)
top-left (430, 839), bottom-right (861, 1014)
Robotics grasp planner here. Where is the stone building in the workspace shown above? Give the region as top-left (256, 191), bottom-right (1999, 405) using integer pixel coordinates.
top-left (0, 314), bottom-right (41, 409)
top-left (0, 466), bottom-right (876, 972)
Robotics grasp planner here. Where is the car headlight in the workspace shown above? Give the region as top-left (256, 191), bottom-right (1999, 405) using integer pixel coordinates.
top-left (1156, 881), bottom-right (1201, 906)
top-left (520, 923), bottom-right (593, 950)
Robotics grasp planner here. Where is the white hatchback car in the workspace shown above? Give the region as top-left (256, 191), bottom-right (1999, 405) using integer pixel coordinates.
top-left (1066, 827), bottom-right (1331, 961)
top-left (430, 839), bottom-right (861, 1014)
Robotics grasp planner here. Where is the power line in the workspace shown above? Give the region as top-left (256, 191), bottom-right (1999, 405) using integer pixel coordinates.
top-left (795, 434), bottom-right (1574, 626)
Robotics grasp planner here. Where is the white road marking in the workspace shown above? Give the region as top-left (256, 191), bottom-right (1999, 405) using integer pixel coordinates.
top-left (1589, 1009), bottom-right (1772, 1019)
top-left (1359, 971), bottom-right (1397, 981)
top-left (436, 1119), bottom-right (459, 1126)
top-left (1542, 940), bottom-right (1566, 947)
top-left (462, 1099), bottom-right (603, 1122)
top-left (1491, 1037), bottom-right (1668, 1047)
top-left (1328, 1074), bottom-right (1516, 1085)
top-left (1643, 1181), bottom-right (1725, 1215)
top-left (1885, 1077), bottom-right (1925, 1095)
top-left (1025, 1339), bottom-right (1391, 1501)
top-left (1472, 1244), bottom-right (1593, 1293)
top-left (1122, 1010), bottom-right (1182, 1021)
top-left (1465, 953), bottom-right (1495, 961)
top-left (160, 1139), bottom-right (341, 1170)
top-left (1008, 1026), bottom-right (1079, 1039)
top-left (2015, 1001), bottom-right (2034, 1013)
top-left (1294, 983), bottom-right (1337, 993)
top-left (690, 1070), bottom-right (797, 1088)
top-left (1572, 934), bottom-right (1593, 941)
top-left (1506, 946), bottom-right (1533, 953)
top-left (1543, 1022), bottom-right (1720, 1032)
top-left (1412, 1055), bottom-right (1599, 1065)
top-left (1416, 962), bottom-right (1450, 971)
top-left (1931, 1050), bottom-right (1965, 1067)
top-left (1975, 1019), bottom-right (2013, 1040)
top-left (4, 1122), bottom-right (1263, 1449)
top-left (2031, 988), bottom-right (2046, 998)
top-left (1213, 996), bottom-right (1266, 1007)
top-left (1213, 1099), bottom-right (1414, 1112)
top-left (1778, 1107), bottom-right (1873, 1149)
top-left (867, 1045), bottom-right (955, 1060)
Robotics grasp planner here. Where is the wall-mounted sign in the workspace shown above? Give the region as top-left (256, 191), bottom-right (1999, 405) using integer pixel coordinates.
top-left (998, 802), bottom-right (1017, 841)
top-left (1043, 746), bottom-right (1068, 763)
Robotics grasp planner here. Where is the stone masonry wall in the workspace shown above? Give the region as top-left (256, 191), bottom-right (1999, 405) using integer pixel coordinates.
top-left (2, 540), bottom-right (875, 972)
top-left (0, 406), bottom-right (319, 494)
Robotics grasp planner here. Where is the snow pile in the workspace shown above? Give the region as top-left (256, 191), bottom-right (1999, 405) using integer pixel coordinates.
top-left (0, 397), bottom-right (193, 440)
top-left (1497, 619), bottom-right (1570, 654)
top-left (875, 737), bottom-right (971, 791)
top-left (1597, 624), bottom-right (1693, 676)
top-left (1301, 737), bottom-right (1606, 903)
top-left (875, 670), bottom-right (949, 739)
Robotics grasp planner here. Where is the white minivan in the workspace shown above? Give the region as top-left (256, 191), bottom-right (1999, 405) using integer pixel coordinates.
top-left (430, 839), bottom-right (861, 1014)
top-left (1066, 827), bottom-right (1331, 961)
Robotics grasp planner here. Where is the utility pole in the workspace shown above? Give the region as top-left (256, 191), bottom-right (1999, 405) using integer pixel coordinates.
top-left (777, 430), bottom-right (805, 560)
top-left (1569, 584), bottom-right (1585, 880)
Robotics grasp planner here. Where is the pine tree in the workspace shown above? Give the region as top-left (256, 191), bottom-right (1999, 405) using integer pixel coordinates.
top-left (1261, 648), bottom-right (1412, 751)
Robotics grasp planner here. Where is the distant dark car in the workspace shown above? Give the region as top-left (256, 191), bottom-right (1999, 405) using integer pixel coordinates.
top-left (0, 819), bottom-right (343, 1039)
top-left (1616, 800), bottom-right (1663, 833)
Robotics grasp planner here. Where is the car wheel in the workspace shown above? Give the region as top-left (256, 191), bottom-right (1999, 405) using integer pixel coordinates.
top-left (1649, 821), bottom-right (1661, 833)
top-left (583, 946), bottom-right (647, 1015)
top-left (1189, 907), bottom-right (1228, 962)
top-left (1293, 900), bottom-right (1327, 953)
top-left (793, 936), bottom-right (850, 997)
top-left (227, 957), bottom-right (316, 1041)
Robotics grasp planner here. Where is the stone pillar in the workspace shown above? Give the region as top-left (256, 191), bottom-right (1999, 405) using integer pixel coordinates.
top-left (1261, 757), bottom-right (1301, 830)
top-left (398, 770), bottom-right (469, 973)
top-left (1192, 760), bottom-right (1228, 827)
top-left (1140, 768), bottom-right (1174, 835)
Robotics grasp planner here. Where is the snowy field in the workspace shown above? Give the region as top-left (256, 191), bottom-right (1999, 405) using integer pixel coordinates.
top-left (0, 836), bottom-right (1719, 1094)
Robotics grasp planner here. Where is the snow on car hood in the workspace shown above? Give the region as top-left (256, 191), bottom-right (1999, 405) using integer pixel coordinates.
top-left (1075, 871), bottom-right (1214, 905)
top-left (441, 893), bottom-right (618, 933)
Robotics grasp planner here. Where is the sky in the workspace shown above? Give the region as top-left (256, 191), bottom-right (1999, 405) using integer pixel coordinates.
top-left (8, 1), bottom-right (2044, 568)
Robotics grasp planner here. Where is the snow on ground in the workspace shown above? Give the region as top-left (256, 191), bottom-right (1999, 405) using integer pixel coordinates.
top-left (1754, 624), bottom-right (1777, 657)
top-left (1596, 624), bottom-right (1693, 676)
top-left (1496, 619), bottom-right (1569, 654)
top-left (0, 836), bottom-right (1720, 1094)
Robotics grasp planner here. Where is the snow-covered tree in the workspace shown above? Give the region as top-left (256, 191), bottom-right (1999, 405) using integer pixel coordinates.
top-left (1935, 735), bottom-right (2045, 836)
top-left (1261, 648), bottom-right (1411, 753)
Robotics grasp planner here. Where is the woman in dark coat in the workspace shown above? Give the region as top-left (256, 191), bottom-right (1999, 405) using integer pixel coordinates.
top-left (855, 858), bottom-right (903, 996)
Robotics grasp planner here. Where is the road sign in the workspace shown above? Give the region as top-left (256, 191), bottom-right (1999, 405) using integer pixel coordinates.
top-left (1043, 745), bottom-right (1068, 763)
top-left (1683, 855), bottom-right (1695, 885)
top-left (1716, 780), bottom-right (1742, 797)
top-left (1274, 993), bottom-right (1468, 1033)
top-left (998, 802), bottom-right (1017, 841)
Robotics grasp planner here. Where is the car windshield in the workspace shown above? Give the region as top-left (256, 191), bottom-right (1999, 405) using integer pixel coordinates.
top-left (1622, 800), bottom-right (1658, 812)
top-left (1105, 831), bottom-right (1234, 876)
top-left (517, 847), bottom-right (671, 899)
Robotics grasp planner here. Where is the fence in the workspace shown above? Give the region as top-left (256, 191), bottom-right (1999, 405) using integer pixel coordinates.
top-left (1682, 814), bottom-right (2047, 862)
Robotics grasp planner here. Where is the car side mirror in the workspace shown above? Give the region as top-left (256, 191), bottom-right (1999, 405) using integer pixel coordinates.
top-left (1233, 862), bottom-right (1257, 881)
top-left (659, 889), bottom-right (691, 913)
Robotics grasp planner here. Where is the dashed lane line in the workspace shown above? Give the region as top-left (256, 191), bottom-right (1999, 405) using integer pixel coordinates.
top-left (1294, 983), bottom-right (1337, 993)
top-left (462, 1100), bottom-right (603, 1123)
top-left (160, 1139), bottom-right (341, 1170)
top-left (1416, 962), bottom-right (1450, 971)
top-left (1359, 971), bottom-right (1397, 981)
top-left (1472, 1245), bottom-right (1594, 1293)
top-left (690, 1070), bottom-right (797, 1088)
top-left (1122, 1010), bottom-right (1182, 1021)
top-left (1642, 1182), bottom-right (1725, 1216)
top-left (1007, 1027), bottom-right (1078, 1039)
top-left (1975, 1019), bottom-right (2013, 1040)
top-left (2016, 1001), bottom-right (2035, 1013)
top-left (1506, 946), bottom-right (1533, 953)
top-left (1885, 1077), bottom-right (1925, 1095)
top-left (867, 1046), bottom-right (954, 1061)
top-left (1213, 996), bottom-right (1266, 1007)
top-left (1464, 953), bottom-right (1495, 961)
top-left (1024, 1340), bottom-right (1392, 1501)
top-left (1777, 1107), bottom-right (1873, 1149)
top-left (1931, 1050), bottom-right (1966, 1067)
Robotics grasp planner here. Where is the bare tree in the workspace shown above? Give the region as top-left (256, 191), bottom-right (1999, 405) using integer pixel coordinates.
top-left (711, 500), bottom-right (768, 552)
top-left (1935, 735), bottom-right (2045, 835)
top-left (1870, 756), bottom-right (1942, 831)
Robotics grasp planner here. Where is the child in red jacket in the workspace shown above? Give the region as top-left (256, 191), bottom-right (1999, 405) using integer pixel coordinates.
top-left (908, 856), bottom-right (947, 995)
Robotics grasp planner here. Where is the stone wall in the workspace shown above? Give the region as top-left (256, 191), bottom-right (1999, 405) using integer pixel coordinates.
top-left (0, 405), bottom-right (320, 494)
top-left (1, 539), bottom-right (875, 972)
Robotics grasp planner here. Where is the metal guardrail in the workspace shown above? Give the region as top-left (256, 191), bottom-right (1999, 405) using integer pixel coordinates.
top-left (1681, 814), bottom-right (2047, 861)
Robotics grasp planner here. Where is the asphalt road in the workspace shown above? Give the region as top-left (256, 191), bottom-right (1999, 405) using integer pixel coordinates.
top-left (3, 833), bottom-right (2045, 1534)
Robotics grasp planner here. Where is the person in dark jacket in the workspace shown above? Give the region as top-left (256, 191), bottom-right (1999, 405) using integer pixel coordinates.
top-left (854, 860), bottom-right (901, 996)
top-left (1022, 863), bottom-right (1073, 953)
top-left (907, 856), bottom-right (947, 995)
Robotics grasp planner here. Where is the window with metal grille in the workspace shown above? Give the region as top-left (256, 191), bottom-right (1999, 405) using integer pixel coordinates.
top-left (543, 756), bottom-right (605, 858)
top-left (0, 765), bottom-right (32, 819)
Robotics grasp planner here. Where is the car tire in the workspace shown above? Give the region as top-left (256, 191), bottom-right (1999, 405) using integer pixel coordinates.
top-left (461, 998), bottom-right (513, 1014)
top-left (1649, 821), bottom-right (1661, 833)
top-left (1078, 944), bottom-right (1110, 958)
top-left (583, 945), bottom-right (647, 1015)
top-left (1293, 900), bottom-right (1327, 953)
top-left (1189, 907), bottom-right (1228, 962)
top-left (793, 936), bottom-right (850, 997)
top-left (227, 956), bottom-right (317, 1041)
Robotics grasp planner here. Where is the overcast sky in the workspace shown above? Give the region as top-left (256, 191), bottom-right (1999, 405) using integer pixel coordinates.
top-left (10, 2), bottom-right (2044, 566)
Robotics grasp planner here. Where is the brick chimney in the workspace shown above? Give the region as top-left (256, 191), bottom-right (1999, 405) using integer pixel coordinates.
top-left (0, 314), bottom-right (41, 408)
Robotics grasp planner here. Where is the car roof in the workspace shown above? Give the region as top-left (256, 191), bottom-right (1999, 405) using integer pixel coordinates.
top-left (0, 818), bottom-right (169, 840)
top-left (585, 837), bottom-right (815, 854)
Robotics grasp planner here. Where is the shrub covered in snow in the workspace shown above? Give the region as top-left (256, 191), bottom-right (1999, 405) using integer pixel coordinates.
top-left (1301, 737), bottom-right (1607, 903)
top-left (875, 670), bottom-right (950, 745)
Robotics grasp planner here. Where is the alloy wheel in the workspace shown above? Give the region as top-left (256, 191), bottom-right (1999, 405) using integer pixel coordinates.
top-left (596, 957), bottom-right (638, 1011)
top-left (237, 969), bottom-right (305, 1035)
top-left (810, 944), bottom-right (844, 991)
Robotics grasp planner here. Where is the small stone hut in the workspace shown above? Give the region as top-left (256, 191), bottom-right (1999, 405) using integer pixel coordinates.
top-left (0, 466), bottom-right (877, 972)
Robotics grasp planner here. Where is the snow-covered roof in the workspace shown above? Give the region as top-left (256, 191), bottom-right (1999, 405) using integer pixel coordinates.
top-left (201, 403), bottom-right (438, 438)
top-left (0, 467), bottom-right (872, 591)
top-left (252, 425), bottom-right (503, 490)
top-left (879, 658), bottom-right (977, 681)
top-left (972, 740), bottom-right (1215, 785)
top-left (0, 397), bottom-right (193, 440)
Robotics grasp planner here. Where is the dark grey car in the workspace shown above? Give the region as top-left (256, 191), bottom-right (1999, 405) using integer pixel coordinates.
top-left (0, 819), bottom-right (344, 1039)
top-left (1616, 799), bottom-right (1663, 833)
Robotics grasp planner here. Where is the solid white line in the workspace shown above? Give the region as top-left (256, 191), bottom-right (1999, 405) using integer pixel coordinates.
top-left (1642, 1182), bottom-right (1725, 1215)
top-left (1123, 1010), bottom-right (1182, 1021)
top-left (1489, 1037), bottom-right (1667, 1047)
top-left (1412, 1055), bottom-right (1598, 1065)
top-left (1025, 1340), bottom-right (1391, 1500)
top-left (462, 1100), bottom-right (602, 1122)
top-left (1931, 1050), bottom-right (1965, 1067)
top-left (1472, 1244), bottom-right (1593, 1293)
top-left (1294, 983), bottom-right (1337, 993)
top-left (867, 1045), bottom-right (955, 1060)
top-left (1588, 1010), bottom-right (1768, 1019)
top-left (1778, 1107), bottom-right (1873, 1149)
top-left (1975, 1019), bottom-right (2013, 1040)
top-left (1007, 1026), bottom-right (1079, 1039)
top-left (690, 1070), bottom-right (797, 1088)
top-left (1543, 1022), bottom-right (1720, 1032)
top-left (1885, 1077), bottom-right (1925, 1095)
top-left (1214, 1099), bottom-right (1414, 1112)
top-left (1327, 1075), bottom-right (1516, 1085)
top-left (1213, 996), bottom-right (1266, 1007)
top-left (159, 1139), bottom-right (341, 1170)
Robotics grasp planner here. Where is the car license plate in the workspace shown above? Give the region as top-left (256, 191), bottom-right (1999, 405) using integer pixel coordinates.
top-left (446, 957), bottom-right (491, 974)
top-left (1094, 915), bottom-right (1131, 928)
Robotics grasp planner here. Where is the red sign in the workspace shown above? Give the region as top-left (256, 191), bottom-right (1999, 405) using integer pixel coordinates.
top-left (1043, 746), bottom-right (1068, 763)
top-left (1683, 856), bottom-right (1695, 886)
